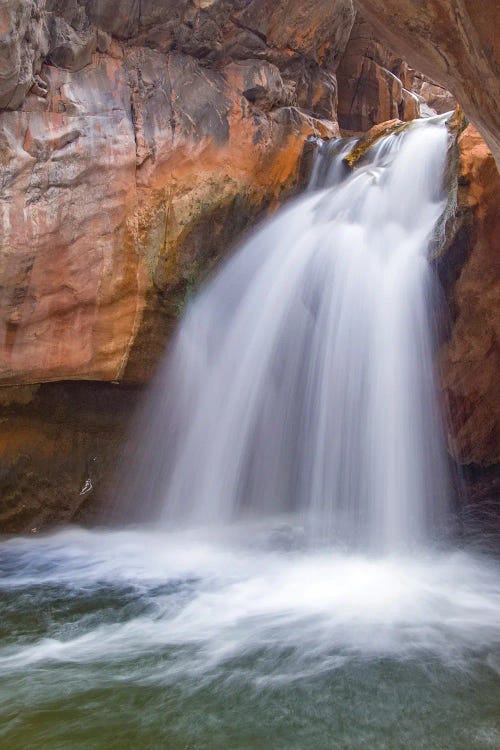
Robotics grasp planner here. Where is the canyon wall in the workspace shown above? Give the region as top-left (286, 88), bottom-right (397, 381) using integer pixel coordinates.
top-left (0, 0), bottom-right (357, 530)
top-left (439, 125), bottom-right (500, 511)
top-left (0, 1), bottom-right (498, 532)
top-left (1, 0), bottom-right (357, 387)
top-left (353, 0), bottom-right (500, 169)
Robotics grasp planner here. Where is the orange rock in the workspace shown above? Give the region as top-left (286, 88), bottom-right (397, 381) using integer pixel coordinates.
top-left (440, 125), bottom-right (500, 466)
top-left (0, 47), bottom-right (343, 387)
top-left (337, 15), bottom-right (420, 134)
top-left (354, 0), bottom-right (500, 168)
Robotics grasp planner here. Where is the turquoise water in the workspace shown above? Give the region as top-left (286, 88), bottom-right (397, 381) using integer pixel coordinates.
top-left (1, 526), bottom-right (499, 750)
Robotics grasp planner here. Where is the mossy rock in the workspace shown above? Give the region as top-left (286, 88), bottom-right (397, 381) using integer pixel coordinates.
top-left (344, 119), bottom-right (409, 168)
top-left (446, 105), bottom-right (468, 137)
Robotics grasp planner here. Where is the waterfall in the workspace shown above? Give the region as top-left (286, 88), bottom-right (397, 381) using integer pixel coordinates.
top-left (120, 116), bottom-right (453, 551)
top-left (3, 117), bottom-right (500, 750)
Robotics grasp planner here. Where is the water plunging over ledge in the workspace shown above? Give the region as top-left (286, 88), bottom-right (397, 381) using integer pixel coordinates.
top-left (118, 116), bottom-right (453, 551)
top-left (1, 117), bottom-right (499, 750)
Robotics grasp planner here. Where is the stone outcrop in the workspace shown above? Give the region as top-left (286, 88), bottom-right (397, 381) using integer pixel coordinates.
top-left (342, 117), bottom-right (406, 166)
top-left (336, 15), bottom-right (420, 134)
top-left (353, 0), bottom-right (500, 168)
top-left (0, 1), bottom-right (498, 532)
top-left (0, 0), bottom-right (357, 532)
top-left (440, 125), bottom-right (500, 471)
top-left (0, 0), bottom-right (355, 387)
top-left (412, 73), bottom-right (456, 116)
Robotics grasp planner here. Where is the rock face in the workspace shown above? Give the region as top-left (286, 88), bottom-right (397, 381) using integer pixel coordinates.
top-left (336, 15), bottom-right (420, 133)
top-left (0, 381), bottom-right (140, 532)
top-left (0, 0), bottom-right (355, 386)
top-left (440, 126), bottom-right (500, 470)
top-left (0, 1), bottom-right (498, 532)
top-left (353, 0), bottom-right (500, 168)
top-left (0, 0), bottom-right (358, 531)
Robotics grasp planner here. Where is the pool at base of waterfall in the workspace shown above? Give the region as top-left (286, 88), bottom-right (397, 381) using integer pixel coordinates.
top-left (1, 524), bottom-right (499, 750)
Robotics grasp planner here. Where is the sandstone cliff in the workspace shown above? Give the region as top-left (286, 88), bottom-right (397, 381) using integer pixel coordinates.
top-left (440, 126), bottom-right (500, 477)
top-left (0, 0), bottom-right (357, 530)
top-left (353, 0), bottom-right (500, 168)
top-left (0, 0), bottom-right (356, 387)
top-left (0, 1), bottom-right (498, 532)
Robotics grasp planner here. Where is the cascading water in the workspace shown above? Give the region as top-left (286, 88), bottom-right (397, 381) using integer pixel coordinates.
top-left (120, 116), bottom-right (452, 550)
top-left (1, 116), bottom-right (499, 750)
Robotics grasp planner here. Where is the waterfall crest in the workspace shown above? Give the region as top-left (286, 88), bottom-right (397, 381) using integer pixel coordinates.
top-left (120, 117), bottom-right (453, 551)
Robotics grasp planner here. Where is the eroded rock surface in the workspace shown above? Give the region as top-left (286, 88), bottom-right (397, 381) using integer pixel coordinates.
top-left (0, 0), bottom-right (355, 386)
top-left (353, 0), bottom-right (500, 167)
top-left (440, 125), bottom-right (500, 469)
top-left (336, 15), bottom-right (420, 133)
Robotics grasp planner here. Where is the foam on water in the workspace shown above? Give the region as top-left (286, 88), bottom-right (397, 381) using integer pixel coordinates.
top-left (1, 526), bottom-right (499, 682)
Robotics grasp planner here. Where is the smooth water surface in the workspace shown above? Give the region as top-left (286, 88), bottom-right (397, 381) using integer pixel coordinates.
top-left (1, 525), bottom-right (499, 749)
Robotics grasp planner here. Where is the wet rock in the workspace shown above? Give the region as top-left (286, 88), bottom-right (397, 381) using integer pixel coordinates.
top-left (440, 125), bottom-right (500, 468)
top-left (0, 381), bottom-right (141, 533)
top-left (353, 0), bottom-right (500, 168)
top-left (0, 1), bottom-right (355, 531)
top-left (336, 15), bottom-right (420, 134)
top-left (343, 117), bottom-right (406, 167)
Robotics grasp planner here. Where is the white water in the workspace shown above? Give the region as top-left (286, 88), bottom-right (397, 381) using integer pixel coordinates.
top-left (119, 117), bottom-right (453, 551)
top-left (1, 527), bottom-right (499, 679)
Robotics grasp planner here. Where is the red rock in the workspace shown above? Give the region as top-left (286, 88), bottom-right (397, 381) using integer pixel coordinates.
top-left (440, 126), bottom-right (500, 466)
top-left (337, 16), bottom-right (406, 133)
top-left (412, 74), bottom-right (456, 116)
top-left (353, 0), bottom-right (500, 168)
top-left (0, 4), bottom-right (353, 387)
top-left (0, 0), bottom-right (354, 531)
